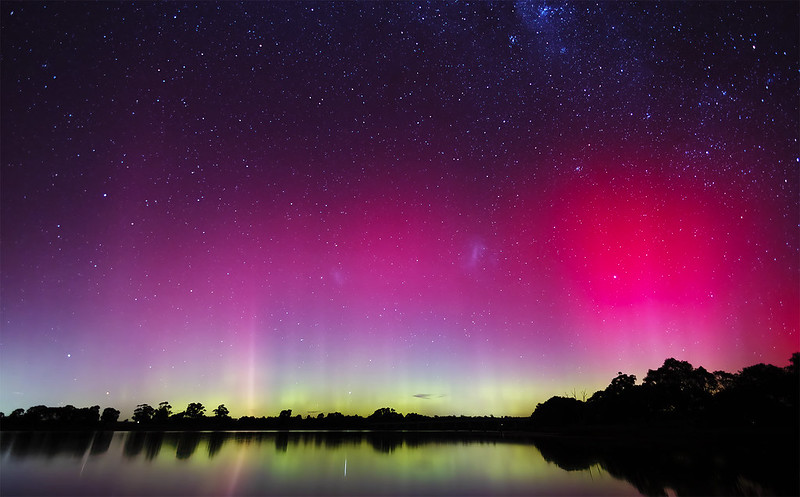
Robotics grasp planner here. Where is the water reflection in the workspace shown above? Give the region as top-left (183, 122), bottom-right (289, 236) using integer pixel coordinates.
top-left (89, 431), bottom-right (113, 455)
top-left (176, 431), bottom-right (201, 459)
top-left (0, 431), bottom-right (796, 496)
top-left (532, 434), bottom-right (798, 497)
top-left (207, 431), bottom-right (226, 458)
top-left (2, 431), bottom-right (97, 459)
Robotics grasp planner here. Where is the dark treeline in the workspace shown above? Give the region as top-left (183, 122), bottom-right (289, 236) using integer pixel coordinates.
top-left (0, 403), bottom-right (523, 432)
top-left (2, 354), bottom-right (797, 433)
top-left (531, 352), bottom-right (799, 432)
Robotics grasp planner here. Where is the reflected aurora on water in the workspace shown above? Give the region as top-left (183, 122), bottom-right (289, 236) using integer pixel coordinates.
top-left (1, 431), bottom-right (795, 496)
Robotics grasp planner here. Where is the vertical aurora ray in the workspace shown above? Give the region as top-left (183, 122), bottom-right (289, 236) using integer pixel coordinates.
top-left (245, 321), bottom-right (258, 417)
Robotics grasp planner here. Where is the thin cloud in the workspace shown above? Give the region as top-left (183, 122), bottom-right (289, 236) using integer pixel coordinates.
top-left (413, 394), bottom-right (446, 400)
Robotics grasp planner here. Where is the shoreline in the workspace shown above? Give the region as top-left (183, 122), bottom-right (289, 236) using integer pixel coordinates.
top-left (2, 424), bottom-right (796, 440)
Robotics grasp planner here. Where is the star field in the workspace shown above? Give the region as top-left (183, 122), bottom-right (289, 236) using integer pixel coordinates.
top-left (1, 2), bottom-right (797, 417)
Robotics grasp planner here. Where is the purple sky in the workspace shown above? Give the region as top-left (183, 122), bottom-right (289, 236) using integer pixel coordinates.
top-left (1, 2), bottom-right (797, 418)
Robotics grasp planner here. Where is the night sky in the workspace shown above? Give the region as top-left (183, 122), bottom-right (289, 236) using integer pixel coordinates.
top-left (1, 2), bottom-right (797, 418)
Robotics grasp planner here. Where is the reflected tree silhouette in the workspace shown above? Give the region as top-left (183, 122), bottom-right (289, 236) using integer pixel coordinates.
top-left (123, 432), bottom-right (164, 461)
top-left (0, 432), bottom-right (13, 456)
top-left (123, 432), bottom-right (146, 458)
top-left (1, 430), bottom-right (796, 496)
top-left (207, 432), bottom-right (227, 459)
top-left (144, 432), bottom-right (164, 460)
top-left (322, 433), bottom-right (346, 450)
top-left (532, 434), bottom-right (798, 497)
top-left (175, 432), bottom-right (201, 459)
top-left (7, 432), bottom-right (35, 459)
top-left (41, 431), bottom-right (94, 458)
top-left (275, 432), bottom-right (289, 452)
top-left (89, 431), bottom-right (114, 455)
top-left (368, 433), bottom-right (403, 453)
top-left (1, 432), bottom-right (95, 460)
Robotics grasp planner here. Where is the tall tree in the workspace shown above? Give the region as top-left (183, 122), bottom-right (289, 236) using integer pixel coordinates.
top-left (132, 404), bottom-right (155, 423)
top-left (154, 401), bottom-right (172, 422)
top-left (185, 402), bottom-right (206, 419)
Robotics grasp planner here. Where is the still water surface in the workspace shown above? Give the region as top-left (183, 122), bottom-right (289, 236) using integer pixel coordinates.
top-left (0, 431), bottom-right (792, 496)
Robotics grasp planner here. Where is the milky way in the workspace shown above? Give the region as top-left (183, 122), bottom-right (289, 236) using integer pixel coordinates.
top-left (1, 2), bottom-right (797, 417)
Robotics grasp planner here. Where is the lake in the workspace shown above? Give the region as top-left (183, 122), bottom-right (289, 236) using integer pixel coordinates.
top-left (0, 431), bottom-right (795, 496)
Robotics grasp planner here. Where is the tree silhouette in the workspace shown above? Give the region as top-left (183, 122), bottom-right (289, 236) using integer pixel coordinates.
top-left (84, 405), bottom-right (101, 424)
top-left (101, 407), bottom-right (120, 423)
top-left (185, 402), bottom-right (206, 419)
top-left (715, 361), bottom-right (798, 426)
top-left (369, 407), bottom-right (402, 421)
top-left (213, 404), bottom-right (230, 418)
top-left (24, 405), bottom-right (50, 423)
top-left (133, 404), bottom-right (155, 424)
top-left (788, 352), bottom-right (799, 376)
top-left (712, 370), bottom-right (736, 394)
top-left (643, 358), bottom-right (694, 391)
top-left (607, 372), bottom-right (636, 395)
top-left (0, 353), bottom-right (795, 433)
top-left (531, 396), bottom-right (584, 426)
top-left (642, 358), bottom-right (716, 416)
top-left (585, 371), bottom-right (643, 423)
top-left (154, 401), bottom-right (172, 422)
top-left (532, 353), bottom-right (800, 430)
